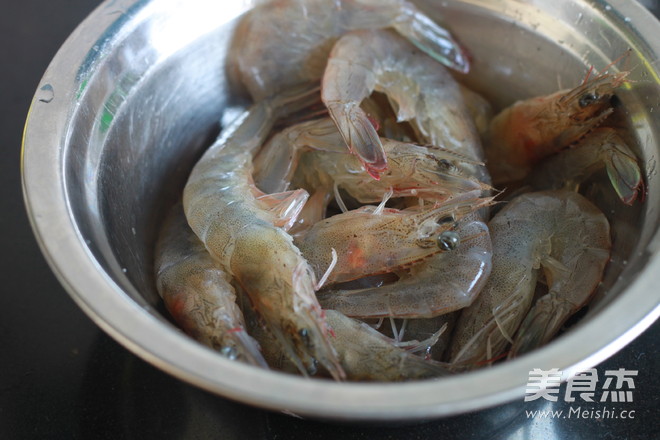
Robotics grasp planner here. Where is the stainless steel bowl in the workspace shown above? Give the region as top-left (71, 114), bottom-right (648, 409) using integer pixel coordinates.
top-left (22, 0), bottom-right (660, 420)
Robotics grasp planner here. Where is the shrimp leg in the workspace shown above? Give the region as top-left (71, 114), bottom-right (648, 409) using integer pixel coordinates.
top-left (184, 84), bottom-right (345, 380)
top-left (155, 202), bottom-right (268, 368)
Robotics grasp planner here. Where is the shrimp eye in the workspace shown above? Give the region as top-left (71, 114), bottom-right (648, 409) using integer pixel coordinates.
top-left (220, 346), bottom-right (238, 361)
top-left (299, 328), bottom-right (313, 348)
top-left (438, 159), bottom-right (456, 171)
top-left (579, 92), bottom-right (599, 108)
top-left (437, 231), bottom-right (460, 251)
top-left (307, 358), bottom-right (319, 375)
top-left (437, 215), bottom-right (455, 225)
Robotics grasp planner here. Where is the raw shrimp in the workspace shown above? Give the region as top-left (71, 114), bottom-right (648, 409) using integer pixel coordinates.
top-left (529, 127), bottom-right (643, 205)
top-left (321, 29), bottom-right (487, 178)
top-left (297, 196), bottom-right (493, 286)
top-left (486, 71), bottom-right (628, 184)
top-left (183, 84), bottom-right (345, 380)
top-left (318, 214), bottom-right (492, 318)
top-left (449, 190), bottom-right (610, 366)
top-left (247, 306), bottom-right (449, 380)
top-left (154, 203), bottom-right (268, 368)
top-left (323, 310), bottom-right (449, 381)
top-left (254, 117), bottom-right (488, 203)
top-left (229, 0), bottom-right (469, 101)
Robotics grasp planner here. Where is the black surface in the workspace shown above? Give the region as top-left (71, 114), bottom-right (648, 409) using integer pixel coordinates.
top-left (1, 1), bottom-right (658, 439)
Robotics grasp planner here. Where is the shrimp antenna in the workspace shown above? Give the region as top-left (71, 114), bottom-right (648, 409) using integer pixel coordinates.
top-left (581, 49), bottom-right (632, 85)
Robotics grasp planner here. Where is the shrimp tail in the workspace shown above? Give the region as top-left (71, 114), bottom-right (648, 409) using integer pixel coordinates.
top-left (255, 189), bottom-right (310, 230)
top-left (604, 142), bottom-right (643, 205)
top-left (394, 4), bottom-right (470, 74)
top-left (325, 101), bottom-right (386, 179)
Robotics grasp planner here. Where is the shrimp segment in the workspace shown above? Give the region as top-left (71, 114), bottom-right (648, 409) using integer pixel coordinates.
top-left (322, 29), bottom-right (485, 178)
top-left (449, 191), bottom-right (611, 366)
top-left (155, 203), bottom-right (267, 368)
top-left (530, 127), bottom-right (643, 205)
top-left (297, 197), bottom-right (493, 285)
top-left (183, 85), bottom-right (345, 380)
top-left (230, 0), bottom-right (469, 101)
top-left (318, 214), bottom-right (492, 318)
top-left (486, 71), bottom-right (628, 184)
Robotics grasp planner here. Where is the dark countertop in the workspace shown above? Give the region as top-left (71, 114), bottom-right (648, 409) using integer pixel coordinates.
top-left (1, 1), bottom-right (658, 439)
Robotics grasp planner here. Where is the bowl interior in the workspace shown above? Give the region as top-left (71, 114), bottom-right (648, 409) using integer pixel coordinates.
top-left (34, 0), bottom-right (660, 418)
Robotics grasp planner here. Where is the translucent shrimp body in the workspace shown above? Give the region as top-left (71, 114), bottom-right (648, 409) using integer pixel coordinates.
top-left (230, 0), bottom-right (469, 101)
top-left (449, 190), bottom-right (610, 366)
top-left (183, 86), bottom-right (345, 380)
top-left (486, 72), bottom-right (628, 184)
top-left (530, 127), bottom-right (643, 205)
top-left (155, 203), bottom-right (268, 368)
top-left (318, 214), bottom-right (492, 318)
top-left (322, 29), bottom-right (486, 178)
top-left (254, 117), bottom-right (488, 203)
top-left (297, 197), bottom-right (493, 286)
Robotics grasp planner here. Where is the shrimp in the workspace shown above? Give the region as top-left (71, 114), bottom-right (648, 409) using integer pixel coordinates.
top-left (529, 127), bottom-right (643, 205)
top-left (254, 117), bottom-right (488, 203)
top-left (318, 214), bottom-right (492, 318)
top-left (296, 196), bottom-right (493, 286)
top-left (486, 71), bottom-right (629, 184)
top-left (323, 310), bottom-right (449, 381)
top-left (154, 202), bottom-right (268, 368)
top-left (449, 190), bottom-right (610, 367)
top-left (183, 84), bottom-right (345, 380)
top-left (229, 0), bottom-right (469, 102)
top-left (247, 306), bottom-right (449, 380)
top-left (321, 29), bottom-right (487, 179)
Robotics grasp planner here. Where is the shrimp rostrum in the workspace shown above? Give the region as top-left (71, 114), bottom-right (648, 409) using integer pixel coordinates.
top-left (183, 84), bottom-right (345, 380)
top-left (449, 190), bottom-right (611, 367)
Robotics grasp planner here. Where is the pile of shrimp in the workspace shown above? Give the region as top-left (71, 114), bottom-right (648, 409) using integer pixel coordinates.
top-left (154, 0), bottom-right (644, 382)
